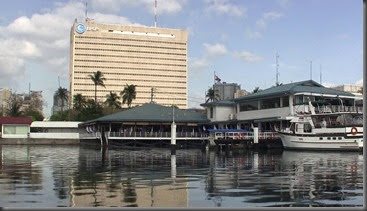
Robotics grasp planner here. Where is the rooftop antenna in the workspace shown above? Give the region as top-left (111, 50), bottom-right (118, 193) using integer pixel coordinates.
top-left (310, 61), bottom-right (313, 80)
top-left (58, 76), bottom-right (61, 87)
top-left (275, 52), bottom-right (279, 85)
top-left (85, 1), bottom-right (88, 22)
top-left (319, 64), bottom-right (322, 85)
top-left (154, 0), bottom-right (157, 27)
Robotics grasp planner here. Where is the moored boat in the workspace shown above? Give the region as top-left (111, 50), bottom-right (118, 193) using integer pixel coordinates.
top-left (278, 104), bottom-right (363, 151)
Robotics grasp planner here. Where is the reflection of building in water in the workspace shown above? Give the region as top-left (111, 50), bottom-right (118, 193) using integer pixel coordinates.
top-left (280, 150), bottom-right (362, 203)
top-left (0, 145), bottom-right (43, 192)
top-left (70, 147), bottom-right (189, 207)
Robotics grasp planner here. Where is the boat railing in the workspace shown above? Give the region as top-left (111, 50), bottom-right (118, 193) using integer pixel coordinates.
top-left (108, 131), bottom-right (209, 138)
top-left (315, 105), bottom-right (363, 113)
top-left (79, 132), bottom-right (101, 139)
top-left (214, 132), bottom-right (279, 140)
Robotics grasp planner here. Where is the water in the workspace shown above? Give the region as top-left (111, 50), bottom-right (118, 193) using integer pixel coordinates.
top-left (0, 145), bottom-right (363, 207)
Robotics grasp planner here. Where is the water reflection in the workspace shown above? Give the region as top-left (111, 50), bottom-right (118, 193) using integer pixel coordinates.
top-left (0, 145), bottom-right (363, 207)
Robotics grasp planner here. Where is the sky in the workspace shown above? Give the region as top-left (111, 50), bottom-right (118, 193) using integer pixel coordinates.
top-left (0, 0), bottom-right (363, 117)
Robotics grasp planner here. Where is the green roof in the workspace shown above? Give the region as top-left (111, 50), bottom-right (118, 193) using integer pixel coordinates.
top-left (82, 103), bottom-right (209, 124)
top-left (200, 100), bottom-right (235, 107)
top-left (234, 80), bottom-right (355, 102)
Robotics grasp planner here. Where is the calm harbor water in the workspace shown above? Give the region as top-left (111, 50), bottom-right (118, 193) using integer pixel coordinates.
top-left (0, 144), bottom-right (363, 207)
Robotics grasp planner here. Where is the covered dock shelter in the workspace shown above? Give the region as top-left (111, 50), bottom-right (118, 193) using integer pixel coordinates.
top-left (79, 103), bottom-right (210, 147)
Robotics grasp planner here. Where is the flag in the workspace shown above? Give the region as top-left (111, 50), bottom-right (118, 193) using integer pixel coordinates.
top-left (214, 74), bottom-right (221, 83)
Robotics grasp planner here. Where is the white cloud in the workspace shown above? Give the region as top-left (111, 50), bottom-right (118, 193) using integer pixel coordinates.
top-left (203, 43), bottom-right (228, 57)
top-left (355, 79), bottom-right (363, 86)
top-left (90, 0), bottom-right (187, 14)
top-left (245, 28), bottom-right (262, 39)
top-left (0, 57), bottom-right (25, 87)
top-left (205, 0), bottom-right (246, 17)
top-left (322, 82), bottom-right (337, 88)
top-left (256, 11), bottom-right (284, 29)
top-left (189, 57), bottom-right (210, 69)
top-left (233, 51), bottom-right (264, 63)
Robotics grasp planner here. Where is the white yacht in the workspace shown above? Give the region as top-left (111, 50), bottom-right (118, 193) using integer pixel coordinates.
top-left (278, 103), bottom-right (363, 151)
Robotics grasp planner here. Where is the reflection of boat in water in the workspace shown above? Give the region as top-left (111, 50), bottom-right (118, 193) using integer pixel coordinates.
top-left (278, 102), bottom-right (363, 151)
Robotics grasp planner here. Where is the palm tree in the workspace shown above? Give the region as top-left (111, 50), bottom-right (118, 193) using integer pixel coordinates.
top-left (205, 87), bottom-right (219, 103)
top-left (105, 91), bottom-right (121, 109)
top-left (252, 87), bottom-right (262, 93)
top-left (73, 93), bottom-right (87, 110)
top-left (55, 87), bottom-right (68, 114)
top-left (120, 84), bottom-right (137, 108)
top-left (89, 71), bottom-right (106, 103)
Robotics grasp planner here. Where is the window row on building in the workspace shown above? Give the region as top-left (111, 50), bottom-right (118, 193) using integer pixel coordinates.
top-left (74, 59), bottom-right (186, 67)
top-left (75, 36), bottom-right (187, 46)
top-left (73, 77), bottom-right (186, 84)
top-left (74, 71), bottom-right (186, 78)
top-left (239, 96), bottom-right (289, 112)
top-left (74, 89), bottom-right (186, 95)
top-left (74, 47), bottom-right (187, 56)
top-left (75, 41), bottom-right (186, 51)
top-left (75, 53), bottom-right (187, 62)
top-left (74, 83), bottom-right (186, 89)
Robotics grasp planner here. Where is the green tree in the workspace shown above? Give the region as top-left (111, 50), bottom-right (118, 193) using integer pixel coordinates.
top-left (6, 95), bottom-right (23, 117)
top-left (73, 93), bottom-right (87, 111)
top-left (79, 99), bottom-right (104, 121)
top-left (121, 84), bottom-right (137, 108)
top-left (55, 87), bottom-right (68, 114)
top-left (104, 91), bottom-right (121, 109)
top-left (89, 71), bottom-right (106, 103)
top-left (205, 87), bottom-right (219, 103)
top-left (23, 109), bottom-right (44, 121)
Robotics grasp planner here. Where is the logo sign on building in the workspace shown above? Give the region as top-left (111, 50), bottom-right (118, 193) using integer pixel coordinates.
top-left (75, 23), bottom-right (86, 34)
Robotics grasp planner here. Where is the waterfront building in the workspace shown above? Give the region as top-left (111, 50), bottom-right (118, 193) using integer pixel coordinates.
top-left (0, 117), bottom-right (32, 139)
top-left (52, 90), bottom-right (70, 115)
top-left (79, 102), bottom-right (209, 145)
top-left (213, 82), bottom-right (242, 101)
top-left (0, 88), bottom-right (11, 115)
top-left (201, 80), bottom-right (363, 132)
top-left (30, 121), bottom-right (81, 142)
top-left (69, 20), bottom-right (188, 108)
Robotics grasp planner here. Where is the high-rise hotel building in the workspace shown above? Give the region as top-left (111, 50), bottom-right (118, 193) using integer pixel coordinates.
top-left (69, 20), bottom-right (188, 108)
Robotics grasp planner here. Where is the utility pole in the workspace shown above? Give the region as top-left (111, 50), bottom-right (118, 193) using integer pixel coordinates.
top-left (276, 52), bottom-right (279, 85)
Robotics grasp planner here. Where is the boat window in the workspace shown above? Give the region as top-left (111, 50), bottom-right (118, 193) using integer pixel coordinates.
top-left (332, 137), bottom-right (336, 140)
top-left (304, 123), bottom-right (312, 133)
top-left (338, 137), bottom-right (342, 140)
top-left (319, 137), bottom-right (323, 140)
top-left (327, 137), bottom-right (331, 140)
top-left (290, 123), bottom-right (295, 133)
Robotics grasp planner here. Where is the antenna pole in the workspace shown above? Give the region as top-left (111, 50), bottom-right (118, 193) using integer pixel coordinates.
top-left (58, 76), bottom-right (60, 87)
top-left (320, 64), bottom-right (322, 84)
top-left (276, 52), bottom-right (279, 85)
top-left (310, 61), bottom-right (312, 80)
top-left (154, 0), bottom-right (157, 27)
top-left (85, 1), bottom-right (88, 22)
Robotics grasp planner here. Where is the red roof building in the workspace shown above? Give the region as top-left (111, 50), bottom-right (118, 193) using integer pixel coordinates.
top-left (0, 117), bottom-right (33, 125)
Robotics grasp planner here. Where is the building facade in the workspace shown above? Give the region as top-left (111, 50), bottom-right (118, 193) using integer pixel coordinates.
top-left (69, 20), bottom-right (188, 108)
top-left (201, 80), bottom-right (363, 132)
top-left (0, 88), bottom-right (11, 115)
top-left (213, 82), bottom-right (241, 101)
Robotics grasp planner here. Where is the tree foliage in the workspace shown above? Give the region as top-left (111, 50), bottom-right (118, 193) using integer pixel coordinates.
top-left (205, 87), bottom-right (220, 103)
top-left (89, 71), bottom-right (106, 103)
top-left (121, 84), bottom-right (137, 108)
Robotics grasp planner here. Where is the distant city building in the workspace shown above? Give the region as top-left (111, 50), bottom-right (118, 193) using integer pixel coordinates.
top-left (52, 90), bottom-right (70, 115)
top-left (69, 20), bottom-right (188, 109)
top-left (234, 89), bottom-right (249, 98)
top-left (331, 85), bottom-right (363, 96)
top-left (16, 91), bottom-right (44, 114)
top-left (0, 88), bottom-right (11, 115)
top-left (213, 82), bottom-right (241, 101)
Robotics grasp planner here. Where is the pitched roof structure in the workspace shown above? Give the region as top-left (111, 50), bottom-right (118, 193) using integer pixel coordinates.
top-left (0, 117), bottom-right (33, 125)
top-left (233, 80), bottom-right (355, 102)
top-left (200, 100), bottom-right (235, 107)
top-left (81, 103), bottom-right (209, 125)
